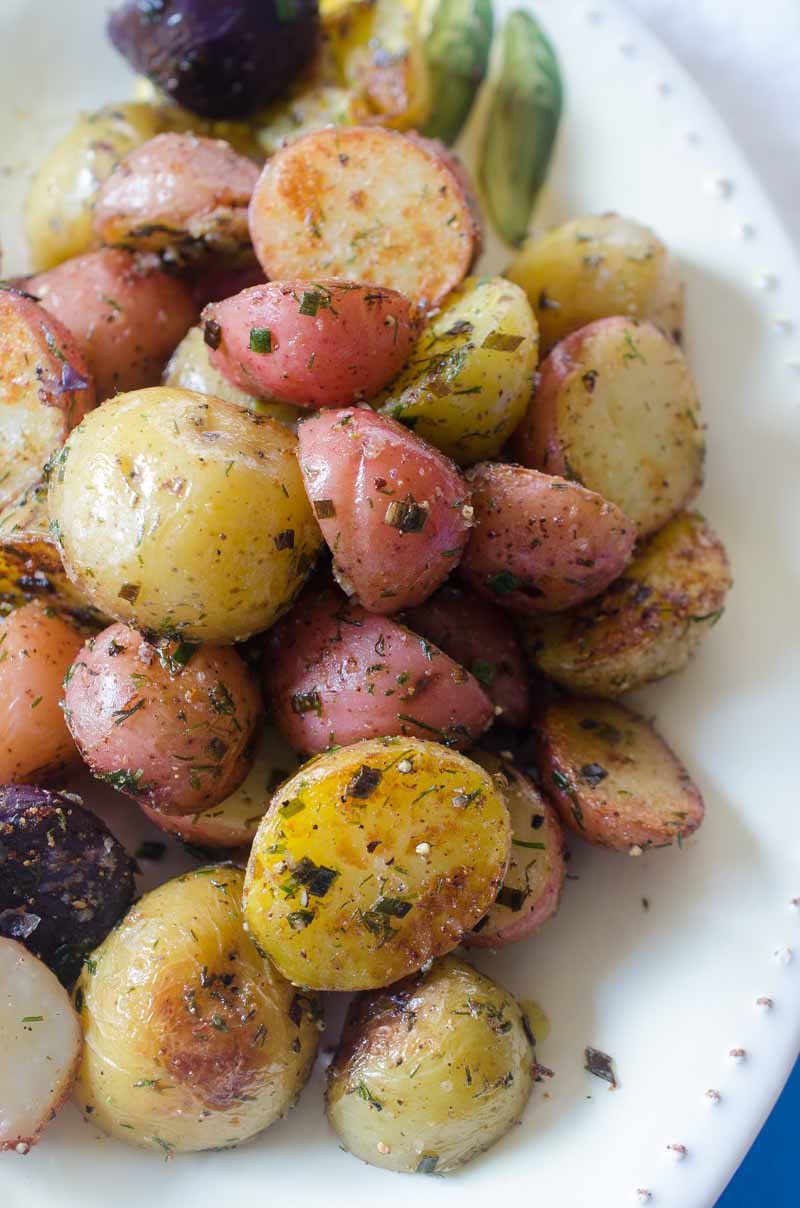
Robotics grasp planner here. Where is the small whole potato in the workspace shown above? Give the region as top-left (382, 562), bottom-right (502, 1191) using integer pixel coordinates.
top-left (298, 408), bottom-right (472, 612)
top-left (48, 387), bottom-right (321, 642)
top-left (325, 955), bottom-right (536, 1172)
top-left (244, 738), bottom-right (511, 989)
top-left (461, 462), bottom-right (635, 612)
top-left (0, 602), bottom-right (85, 784)
top-left (72, 866), bottom-right (321, 1153)
top-left (64, 623), bottom-right (261, 815)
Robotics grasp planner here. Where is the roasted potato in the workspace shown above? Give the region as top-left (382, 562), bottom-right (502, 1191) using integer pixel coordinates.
top-left (512, 316), bottom-right (704, 537)
top-left (263, 585), bottom-right (493, 754)
top-left (461, 462), bottom-right (635, 612)
top-left (64, 623), bottom-right (261, 816)
top-left (244, 737), bottom-right (511, 989)
top-left (506, 213), bottom-right (685, 353)
top-left (48, 387), bottom-right (321, 642)
top-left (464, 751), bottom-right (565, 947)
top-left (298, 408), bottom-right (471, 612)
top-left (0, 939), bottom-right (82, 1153)
top-left (326, 955), bottom-right (536, 1172)
top-left (72, 866), bottom-right (321, 1152)
top-left (521, 511), bottom-right (732, 696)
top-left (378, 275), bottom-right (539, 466)
top-left (248, 126), bottom-right (480, 310)
top-left (0, 786), bottom-right (134, 985)
top-left (537, 697), bottom-right (704, 851)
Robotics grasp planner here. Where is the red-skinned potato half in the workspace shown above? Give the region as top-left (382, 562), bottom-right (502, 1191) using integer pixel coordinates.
top-left (202, 282), bottom-right (419, 409)
top-left (461, 462), bottom-right (635, 613)
top-left (263, 584), bottom-right (493, 755)
top-left (403, 585), bottom-right (532, 728)
top-left (298, 408), bottom-right (472, 612)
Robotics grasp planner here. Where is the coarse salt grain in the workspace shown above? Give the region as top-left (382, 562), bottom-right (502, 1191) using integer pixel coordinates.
top-left (415, 842), bottom-right (431, 856)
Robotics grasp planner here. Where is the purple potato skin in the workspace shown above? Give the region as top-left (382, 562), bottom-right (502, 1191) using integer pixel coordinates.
top-left (0, 786), bottom-right (135, 985)
top-left (108, 0), bottom-right (320, 120)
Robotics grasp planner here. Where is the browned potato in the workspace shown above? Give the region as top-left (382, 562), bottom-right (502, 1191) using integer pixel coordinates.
top-left (520, 511), bottom-right (732, 697)
top-left (537, 697), bottom-right (704, 851)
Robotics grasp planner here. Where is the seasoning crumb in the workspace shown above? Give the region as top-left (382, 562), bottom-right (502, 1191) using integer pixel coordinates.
top-left (493, 704), bottom-right (504, 716)
top-left (376, 1141), bottom-right (391, 1154)
top-left (774, 946), bottom-right (793, 965)
top-left (499, 749), bottom-right (514, 761)
top-left (756, 996), bottom-right (773, 1009)
top-left (415, 842), bottom-right (431, 856)
top-left (729, 1047), bottom-right (746, 1061)
top-left (641, 897), bottom-right (650, 911)
top-left (461, 504), bottom-right (474, 522)
top-left (629, 844), bottom-right (643, 857)
top-left (452, 794), bottom-right (468, 808)
top-left (705, 1088), bottom-right (721, 1103)
top-left (15, 1142), bottom-right (30, 1155)
top-left (584, 1047), bottom-right (617, 1087)
top-left (667, 1143), bottom-right (687, 1160)
top-left (397, 759), bottom-right (413, 774)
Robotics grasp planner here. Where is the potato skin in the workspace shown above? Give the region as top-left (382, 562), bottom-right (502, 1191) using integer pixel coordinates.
top-left (461, 462), bottom-right (635, 613)
top-left (506, 213), bottom-right (684, 353)
top-left (521, 511), bottom-right (732, 697)
top-left (204, 281), bottom-right (418, 409)
top-left (264, 585), bottom-right (493, 754)
top-left (48, 387), bottom-right (321, 642)
top-left (244, 738), bottom-right (511, 990)
top-left (325, 955), bottom-right (536, 1172)
top-left (537, 697), bottom-right (704, 851)
top-left (298, 408), bottom-right (471, 613)
top-left (64, 623), bottom-right (261, 816)
top-left (72, 866), bottom-right (321, 1153)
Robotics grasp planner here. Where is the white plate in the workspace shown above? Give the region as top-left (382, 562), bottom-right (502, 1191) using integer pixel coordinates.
top-left (2, 2), bottom-right (799, 1206)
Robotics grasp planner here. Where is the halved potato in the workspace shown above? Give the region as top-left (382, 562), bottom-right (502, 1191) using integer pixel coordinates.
top-left (537, 697), bottom-right (704, 851)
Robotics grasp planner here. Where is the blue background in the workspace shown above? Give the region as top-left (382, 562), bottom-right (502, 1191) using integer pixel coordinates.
top-left (716, 1056), bottom-right (798, 1205)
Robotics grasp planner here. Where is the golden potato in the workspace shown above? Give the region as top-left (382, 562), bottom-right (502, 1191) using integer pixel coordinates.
top-left (244, 737), bottom-right (511, 990)
top-left (48, 387), bottom-right (321, 642)
top-left (72, 866), bottom-right (321, 1154)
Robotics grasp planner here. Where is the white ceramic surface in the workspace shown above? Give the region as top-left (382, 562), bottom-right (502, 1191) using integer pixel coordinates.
top-left (1, 2), bottom-right (799, 1206)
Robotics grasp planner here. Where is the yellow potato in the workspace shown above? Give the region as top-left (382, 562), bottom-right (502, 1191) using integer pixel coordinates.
top-left (48, 387), bottom-right (321, 642)
top-left (244, 737), bottom-right (511, 990)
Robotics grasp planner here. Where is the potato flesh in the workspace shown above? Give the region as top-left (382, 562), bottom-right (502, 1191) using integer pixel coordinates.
top-left (326, 955), bottom-right (535, 1172)
top-left (72, 867), bottom-right (320, 1152)
top-left (244, 737), bottom-right (511, 989)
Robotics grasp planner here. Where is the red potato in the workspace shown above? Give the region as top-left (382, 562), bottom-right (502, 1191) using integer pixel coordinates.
top-left (403, 585), bottom-right (532, 728)
top-left (28, 250), bottom-right (198, 402)
top-left (461, 462), bottom-right (635, 613)
top-left (0, 602), bottom-right (85, 784)
top-left (263, 585), bottom-right (493, 754)
top-left (0, 290), bottom-right (94, 511)
top-left (203, 281), bottom-right (418, 409)
top-left (64, 623), bottom-right (261, 815)
top-left (298, 408), bottom-right (471, 612)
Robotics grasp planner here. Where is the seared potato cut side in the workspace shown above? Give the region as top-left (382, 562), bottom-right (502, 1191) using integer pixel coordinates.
top-left (513, 317), bottom-right (704, 537)
top-left (244, 737), bottom-right (511, 990)
top-left (326, 955), bottom-right (536, 1172)
top-left (506, 213), bottom-right (684, 353)
top-left (378, 275), bottom-right (539, 465)
top-left (521, 511), bottom-right (732, 697)
top-left (248, 126), bottom-right (480, 309)
top-left (72, 867), bottom-right (321, 1153)
top-left (537, 697), bottom-right (704, 851)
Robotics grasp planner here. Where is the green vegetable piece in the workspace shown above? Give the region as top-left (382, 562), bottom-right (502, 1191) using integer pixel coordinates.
top-left (422, 0), bottom-right (494, 145)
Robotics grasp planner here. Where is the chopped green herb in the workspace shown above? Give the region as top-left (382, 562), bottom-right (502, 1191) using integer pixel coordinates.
top-left (112, 698), bottom-right (145, 726)
top-left (291, 690), bottom-right (322, 717)
top-left (249, 327), bottom-right (273, 353)
top-left (313, 498), bottom-right (336, 520)
top-left (373, 897), bottom-right (412, 918)
top-left (470, 658), bottom-right (495, 686)
top-left (481, 332), bottom-right (525, 352)
top-left (416, 1154), bottom-right (439, 1174)
top-left (486, 570), bottom-right (520, 595)
top-left (384, 495), bottom-right (429, 533)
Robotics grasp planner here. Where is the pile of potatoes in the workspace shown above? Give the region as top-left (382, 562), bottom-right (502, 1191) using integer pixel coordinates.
top-left (0, 68), bottom-right (730, 1176)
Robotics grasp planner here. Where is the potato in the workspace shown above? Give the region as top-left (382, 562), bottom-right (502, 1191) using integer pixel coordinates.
top-left (263, 585), bottom-right (493, 754)
top-left (463, 752), bottom-right (565, 948)
top-left (0, 939), bottom-right (82, 1153)
top-left (0, 289), bottom-right (95, 512)
top-left (378, 275), bottom-right (538, 465)
top-left (248, 126), bottom-right (480, 310)
top-left (64, 623), bottom-right (261, 816)
top-left (298, 408), bottom-right (471, 612)
top-left (24, 102), bottom-right (166, 271)
top-left (203, 281), bottom-right (418, 409)
top-left (521, 511), bottom-right (732, 697)
top-left (93, 133), bottom-right (260, 260)
top-left (72, 867), bottom-right (321, 1153)
top-left (506, 213), bottom-right (684, 353)
top-left (28, 249), bottom-right (198, 402)
top-left (0, 602), bottom-right (85, 784)
top-left (325, 955), bottom-right (536, 1172)
top-left (461, 462), bottom-right (635, 613)
top-left (404, 585), bottom-right (532, 728)
top-left (536, 697), bottom-right (704, 851)
top-left (244, 737), bottom-right (511, 989)
top-left (48, 387), bottom-right (321, 642)
top-left (512, 317), bottom-right (704, 537)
